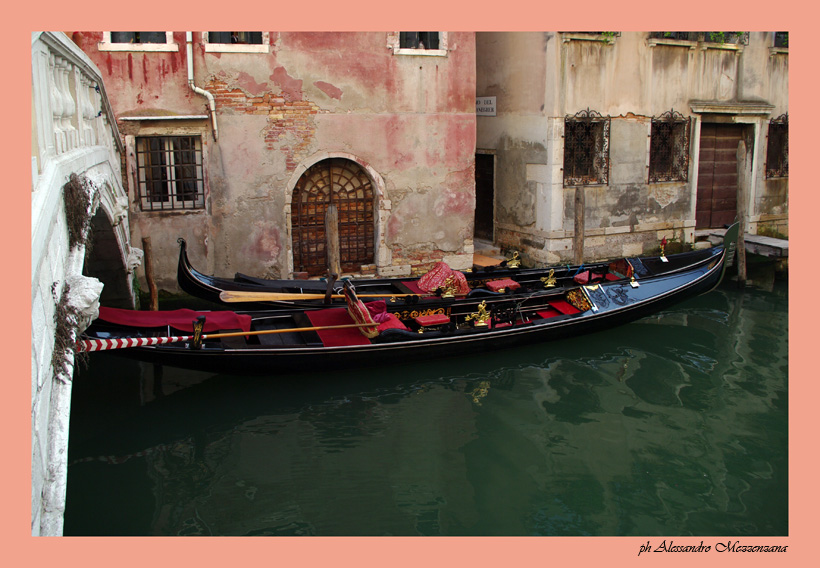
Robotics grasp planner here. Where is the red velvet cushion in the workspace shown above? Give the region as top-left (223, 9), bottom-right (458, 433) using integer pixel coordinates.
top-left (346, 300), bottom-right (378, 339)
top-left (415, 314), bottom-right (450, 326)
top-left (416, 262), bottom-right (470, 295)
top-left (486, 278), bottom-right (521, 292)
top-left (365, 300), bottom-right (410, 332)
top-left (377, 314), bottom-right (410, 332)
top-left (417, 262), bottom-right (452, 293)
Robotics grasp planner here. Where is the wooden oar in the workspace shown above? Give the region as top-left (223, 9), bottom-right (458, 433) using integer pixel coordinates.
top-left (77, 322), bottom-right (378, 352)
top-left (218, 290), bottom-right (443, 303)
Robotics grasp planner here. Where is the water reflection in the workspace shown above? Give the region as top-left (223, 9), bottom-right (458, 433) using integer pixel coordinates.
top-left (64, 282), bottom-right (787, 536)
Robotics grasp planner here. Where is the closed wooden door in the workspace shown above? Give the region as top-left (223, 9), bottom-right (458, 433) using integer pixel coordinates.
top-left (696, 123), bottom-right (742, 229)
top-left (291, 159), bottom-right (374, 276)
top-left (474, 153), bottom-right (494, 241)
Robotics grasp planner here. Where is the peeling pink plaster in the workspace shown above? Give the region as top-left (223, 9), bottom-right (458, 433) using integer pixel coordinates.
top-left (237, 71), bottom-right (269, 96)
top-left (242, 224), bottom-right (282, 260)
top-left (435, 187), bottom-right (474, 217)
top-left (386, 214), bottom-right (403, 242)
top-left (271, 66), bottom-right (303, 101)
top-left (314, 80), bottom-right (343, 100)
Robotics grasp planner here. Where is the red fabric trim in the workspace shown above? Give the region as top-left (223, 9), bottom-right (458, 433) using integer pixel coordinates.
top-left (97, 307), bottom-right (251, 333)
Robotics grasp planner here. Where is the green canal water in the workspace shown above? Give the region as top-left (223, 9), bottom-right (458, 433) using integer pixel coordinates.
top-left (63, 280), bottom-right (788, 536)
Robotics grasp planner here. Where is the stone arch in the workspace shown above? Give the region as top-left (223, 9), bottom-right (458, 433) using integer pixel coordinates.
top-left (285, 152), bottom-right (388, 276)
top-left (83, 174), bottom-right (139, 309)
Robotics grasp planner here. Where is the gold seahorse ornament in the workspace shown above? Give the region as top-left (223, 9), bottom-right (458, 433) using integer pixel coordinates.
top-left (465, 300), bottom-right (491, 327)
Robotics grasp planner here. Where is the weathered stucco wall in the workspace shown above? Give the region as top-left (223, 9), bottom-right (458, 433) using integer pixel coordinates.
top-left (476, 31), bottom-right (788, 265)
top-left (73, 31), bottom-right (476, 288)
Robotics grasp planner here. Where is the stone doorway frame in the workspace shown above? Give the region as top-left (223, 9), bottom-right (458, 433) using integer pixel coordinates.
top-left (284, 151), bottom-right (390, 278)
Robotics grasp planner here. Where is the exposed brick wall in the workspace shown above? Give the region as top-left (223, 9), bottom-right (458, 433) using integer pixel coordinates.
top-left (204, 77), bottom-right (320, 172)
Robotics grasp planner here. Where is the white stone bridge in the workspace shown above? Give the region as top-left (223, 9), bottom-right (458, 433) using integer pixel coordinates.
top-left (31, 31), bottom-right (141, 536)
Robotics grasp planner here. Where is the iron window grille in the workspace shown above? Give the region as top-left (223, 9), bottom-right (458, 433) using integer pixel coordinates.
top-left (774, 32), bottom-right (789, 48)
top-left (648, 32), bottom-right (749, 45)
top-left (399, 32), bottom-right (440, 50)
top-left (110, 32), bottom-right (167, 44)
top-left (563, 109), bottom-right (610, 186)
top-left (649, 31), bottom-right (700, 41)
top-left (649, 110), bottom-right (691, 183)
top-left (136, 136), bottom-right (205, 211)
top-left (765, 114), bottom-right (788, 178)
top-left (207, 32), bottom-right (263, 45)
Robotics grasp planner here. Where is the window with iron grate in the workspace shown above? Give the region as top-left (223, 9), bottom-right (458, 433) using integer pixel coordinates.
top-left (563, 109), bottom-right (610, 186)
top-left (136, 136), bottom-right (205, 211)
top-left (110, 32), bottom-right (167, 43)
top-left (399, 32), bottom-right (440, 50)
top-left (765, 114), bottom-right (788, 178)
top-left (649, 110), bottom-right (691, 183)
top-left (207, 32), bottom-right (264, 45)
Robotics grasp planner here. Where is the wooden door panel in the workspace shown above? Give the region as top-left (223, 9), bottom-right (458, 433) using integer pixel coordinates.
top-left (696, 124), bottom-right (741, 229)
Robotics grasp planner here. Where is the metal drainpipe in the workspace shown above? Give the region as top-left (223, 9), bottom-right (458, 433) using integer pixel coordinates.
top-left (186, 32), bottom-right (218, 140)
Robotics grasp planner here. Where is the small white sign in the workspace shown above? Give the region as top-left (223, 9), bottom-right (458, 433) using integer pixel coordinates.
top-left (476, 96), bottom-right (496, 116)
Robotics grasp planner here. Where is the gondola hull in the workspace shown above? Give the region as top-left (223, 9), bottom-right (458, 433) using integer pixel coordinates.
top-left (176, 236), bottom-right (729, 312)
top-left (83, 225), bottom-right (737, 376)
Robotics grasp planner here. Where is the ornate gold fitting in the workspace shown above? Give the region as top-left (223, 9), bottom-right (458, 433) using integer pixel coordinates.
top-left (191, 316), bottom-right (205, 350)
top-left (506, 251), bottom-right (521, 268)
top-left (540, 269), bottom-right (557, 288)
top-left (465, 300), bottom-right (491, 327)
top-left (439, 276), bottom-right (458, 298)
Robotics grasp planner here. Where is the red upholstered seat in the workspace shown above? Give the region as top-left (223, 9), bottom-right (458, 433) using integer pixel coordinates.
top-left (486, 278), bottom-right (520, 292)
top-left (548, 300), bottom-right (581, 315)
top-left (306, 308), bottom-right (372, 346)
top-left (414, 313), bottom-right (450, 327)
top-left (305, 305), bottom-right (409, 347)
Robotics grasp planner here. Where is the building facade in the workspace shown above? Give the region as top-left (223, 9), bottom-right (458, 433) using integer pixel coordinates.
top-left (475, 32), bottom-right (788, 266)
top-left (71, 32), bottom-right (478, 290)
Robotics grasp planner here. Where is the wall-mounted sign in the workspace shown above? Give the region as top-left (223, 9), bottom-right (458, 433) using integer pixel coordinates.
top-left (476, 96), bottom-right (496, 116)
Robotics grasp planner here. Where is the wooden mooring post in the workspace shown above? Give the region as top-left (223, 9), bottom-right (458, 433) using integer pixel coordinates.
top-left (142, 236), bottom-right (159, 311)
top-left (573, 186), bottom-right (585, 265)
top-left (736, 141), bottom-right (749, 287)
top-left (325, 204), bottom-right (341, 276)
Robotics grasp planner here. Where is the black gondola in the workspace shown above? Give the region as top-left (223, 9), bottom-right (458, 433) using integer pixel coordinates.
top-left (79, 225), bottom-right (739, 375)
top-left (176, 234), bottom-right (728, 312)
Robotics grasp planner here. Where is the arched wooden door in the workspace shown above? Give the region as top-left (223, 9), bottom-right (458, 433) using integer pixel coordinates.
top-left (291, 158), bottom-right (375, 276)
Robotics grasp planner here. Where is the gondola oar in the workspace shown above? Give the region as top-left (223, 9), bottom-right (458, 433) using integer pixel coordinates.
top-left (76, 322), bottom-right (379, 352)
top-left (217, 290), bottom-right (451, 303)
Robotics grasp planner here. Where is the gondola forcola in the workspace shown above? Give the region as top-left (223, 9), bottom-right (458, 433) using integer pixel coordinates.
top-left (78, 224), bottom-right (739, 375)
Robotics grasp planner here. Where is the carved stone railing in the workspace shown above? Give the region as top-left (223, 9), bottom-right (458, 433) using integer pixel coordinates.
top-left (31, 32), bottom-right (123, 166)
top-left (31, 32), bottom-right (133, 537)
